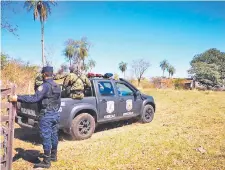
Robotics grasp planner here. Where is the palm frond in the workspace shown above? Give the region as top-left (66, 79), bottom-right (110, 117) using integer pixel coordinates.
top-left (25, 0), bottom-right (56, 22)
top-left (43, 1), bottom-right (52, 14)
top-left (34, 6), bottom-right (39, 21)
top-left (24, 1), bottom-right (34, 12)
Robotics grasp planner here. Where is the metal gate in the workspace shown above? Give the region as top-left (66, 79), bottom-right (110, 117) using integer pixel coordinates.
top-left (1, 85), bottom-right (16, 170)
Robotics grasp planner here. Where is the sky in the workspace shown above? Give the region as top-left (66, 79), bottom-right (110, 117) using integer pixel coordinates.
top-left (1, 1), bottom-right (225, 78)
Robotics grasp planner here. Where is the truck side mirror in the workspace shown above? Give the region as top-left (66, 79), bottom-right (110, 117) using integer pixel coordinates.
top-left (135, 91), bottom-right (140, 96)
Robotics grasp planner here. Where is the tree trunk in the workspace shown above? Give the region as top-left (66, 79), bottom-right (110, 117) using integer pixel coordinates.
top-left (41, 22), bottom-right (45, 66)
top-left (83, 59), bottom-right (85, 70)
top-left (124, 71), bottom-right (125, 79)
top-left (77, 57), bottom-right (81, 72)
top-left (138, 78), bottom-right (141, 87)
top-left (69, 58), bottom-right (71, 66)
top-left (163, 69), bottom-right (165, 77)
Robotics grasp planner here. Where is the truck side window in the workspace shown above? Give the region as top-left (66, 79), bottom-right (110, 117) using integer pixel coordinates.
top-left (116, 83), bottom-right (134, 96)
top-left (98, 82), bottom-right (115, 96)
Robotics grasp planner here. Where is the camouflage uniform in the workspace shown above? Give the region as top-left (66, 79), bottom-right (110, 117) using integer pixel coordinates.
top-left (54, 74), bottom-right (68, 80)
top-left (63, 72), bottom-right (91, 99)
top-left (34, 73), bottom-right (43, 91)
top-left (34, 73), bottom-right (67, 91)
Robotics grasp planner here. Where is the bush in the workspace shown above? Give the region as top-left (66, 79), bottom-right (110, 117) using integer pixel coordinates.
top-left (1, 58), bottom-right (38, 94)
top-left (150, 77), bottom-right (174, 89)
top-left (173, 79), bottom-right (186, 90)
top-left (150, 77), bottom-right (161, 88)
top-left (1, 53), bottom-right (8, 70)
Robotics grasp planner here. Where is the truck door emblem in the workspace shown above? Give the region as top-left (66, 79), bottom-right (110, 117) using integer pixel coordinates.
top-left (106, 101), bottom-right (114, 114)
top-left (126, 99), bottom-right (133, 111)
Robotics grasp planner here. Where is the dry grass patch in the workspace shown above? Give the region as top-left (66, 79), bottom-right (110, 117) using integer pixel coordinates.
top-left (12, 89), bottom-right (225, 170)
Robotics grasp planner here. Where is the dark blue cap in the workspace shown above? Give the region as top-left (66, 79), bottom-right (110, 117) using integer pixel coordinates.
top-left (42, 66), bottom-right (53, 73)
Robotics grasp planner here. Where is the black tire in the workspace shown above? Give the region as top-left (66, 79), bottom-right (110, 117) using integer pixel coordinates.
top-left (70, 113), bottom-right (95, 140)
top-left (140, 105), bottom-right (154, 123)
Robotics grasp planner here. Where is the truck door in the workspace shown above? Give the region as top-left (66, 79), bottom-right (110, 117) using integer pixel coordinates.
top-left (96, 80), bottom-right (119, 120)
top-left (115, 82), bottom-right (142, 117)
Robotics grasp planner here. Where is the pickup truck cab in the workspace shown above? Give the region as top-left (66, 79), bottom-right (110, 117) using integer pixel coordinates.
top-left (16, 76), bottom-right (155, 140)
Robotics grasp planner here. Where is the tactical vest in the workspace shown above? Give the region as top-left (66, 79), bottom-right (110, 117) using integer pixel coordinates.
top-left (65, 74), bottom-right (86, 96)
top-left (41, 81), bottom-right (61, 113)
top-left (72, 74), bottom-right (86, 89)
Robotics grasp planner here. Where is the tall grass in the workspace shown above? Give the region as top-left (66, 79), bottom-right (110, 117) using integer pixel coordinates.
top-left (1, 58), bottom-right (37, 94)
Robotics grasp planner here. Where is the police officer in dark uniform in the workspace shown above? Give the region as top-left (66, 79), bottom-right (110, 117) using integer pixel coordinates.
top-left (9, 66), bottom-right (61, 168)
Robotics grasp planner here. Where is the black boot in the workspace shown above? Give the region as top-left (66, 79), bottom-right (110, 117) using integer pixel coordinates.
top-left (51, 149), bottom-right (57, 162)
top-left (34, 154), bottom-right (51, 169)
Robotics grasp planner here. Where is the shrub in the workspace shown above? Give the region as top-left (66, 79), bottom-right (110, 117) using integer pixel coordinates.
top-left (1, 58), bottom-right (38, 94)
top-left (173, 79), bottom-right (186, 90)
top-left (150, 77), bottom-right (174, 89)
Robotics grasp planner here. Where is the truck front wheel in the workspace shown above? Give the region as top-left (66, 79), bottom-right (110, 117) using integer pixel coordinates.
top-left (140, 104), bottom-right (154, 123)
top-left (70, 113), bottom-right (95, 140)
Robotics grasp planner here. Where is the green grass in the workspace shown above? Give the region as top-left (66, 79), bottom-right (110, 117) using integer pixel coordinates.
top-left (12, 89), bottom-right (225, 170)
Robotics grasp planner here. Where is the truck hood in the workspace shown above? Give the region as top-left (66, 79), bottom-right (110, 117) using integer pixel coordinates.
top-left (140, 93), bottom-right (155, 103)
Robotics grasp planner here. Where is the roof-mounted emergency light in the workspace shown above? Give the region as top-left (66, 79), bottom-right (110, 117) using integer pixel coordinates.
top-left (87, 73), bottom-right (113, 79)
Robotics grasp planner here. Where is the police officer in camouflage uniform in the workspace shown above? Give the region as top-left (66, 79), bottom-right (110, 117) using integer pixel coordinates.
top-left (63, 66), bottom-right (91, 99)
top-left (34, 72), bottom-right (43, 91)
top-left (9, 66), bottom-right (61, 169)
top-left (34, 71), bottom-right (67, 91)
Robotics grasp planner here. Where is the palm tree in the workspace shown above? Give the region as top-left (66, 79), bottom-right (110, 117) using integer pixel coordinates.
top-left (168, 65), bottom-right (176, 78)
top-left (24, 0), bottom-right (56, 66)
top-left (119, 62), bottom-right (127, 78)
top-left (88, 59), bottom-right (96, 72)
top-left (167, 64), bottom-right (171, 78)
top-left (64, 45), bottom-right (75, 66)
top-left (80, 63), bottom-right (89, 74)
top-left (160, 60), bottom-right (169, 77)
top-left (73, 38), bottom-right (90, 71)
top-left (64, 37), bottom-right (91, 72)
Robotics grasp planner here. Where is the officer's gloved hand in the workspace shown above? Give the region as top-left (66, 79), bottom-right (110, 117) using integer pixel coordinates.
top-left (8, 95), bottom-right (18, 102)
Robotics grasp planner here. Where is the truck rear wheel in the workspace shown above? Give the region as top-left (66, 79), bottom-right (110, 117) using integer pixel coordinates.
top-left (70, 113), bottom-right (95, 140)
top-left (140, 104), bottom-right (154, 123)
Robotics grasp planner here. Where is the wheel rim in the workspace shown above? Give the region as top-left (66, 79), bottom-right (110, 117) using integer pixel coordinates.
top-left (78, 119), bottom-right (91, 135)
top-left (144, 107), bottom-right (153, 120)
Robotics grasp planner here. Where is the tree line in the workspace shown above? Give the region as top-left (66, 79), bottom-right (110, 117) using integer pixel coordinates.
top-left (118, 59), bottom-right (176, 86)
top-left (2, 1), bottom-right (225, 89)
